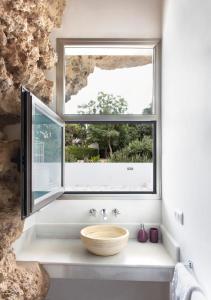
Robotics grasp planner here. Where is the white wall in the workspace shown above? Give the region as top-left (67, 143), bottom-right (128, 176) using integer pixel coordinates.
top-left (50, 0), bottom-right (162, 41)
top-left (35, 199), bottom-right (161, 226)
top-left (45, 1), bottom-right (164, 299)
top-left (162, 0), bottom-right (211, 298)
top-left (65, 163), bottom-right (153, 191)
top-left (45, 0), bottom-right (163, 226)
top-left (46, 0), bottom-right (163, 219)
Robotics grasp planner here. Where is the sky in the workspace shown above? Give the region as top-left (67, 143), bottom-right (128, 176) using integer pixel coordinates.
top-left (65, 63), bottom-right (153, 114)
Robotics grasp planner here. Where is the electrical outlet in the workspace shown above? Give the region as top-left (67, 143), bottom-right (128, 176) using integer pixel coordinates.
top-left (174, 210), bottom-right (184, 225)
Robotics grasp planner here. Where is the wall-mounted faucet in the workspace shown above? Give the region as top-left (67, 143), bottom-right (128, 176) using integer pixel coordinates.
top-left (100, 208), bottom-right (108, 221)
top-left (89, 208), bottom-right (120, 220)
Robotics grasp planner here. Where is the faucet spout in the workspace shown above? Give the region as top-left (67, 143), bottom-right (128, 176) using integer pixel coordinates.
top-left (100, 208), bottom-right (108, 221)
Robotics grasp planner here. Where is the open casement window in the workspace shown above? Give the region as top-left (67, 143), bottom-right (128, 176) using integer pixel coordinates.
top-left (21, 39), bottom-right (161, 218)
top-left (21, 88), bottom-right (65, 218)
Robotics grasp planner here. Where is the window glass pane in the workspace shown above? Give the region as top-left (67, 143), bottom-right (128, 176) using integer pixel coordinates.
top-left (32, 106), bottom-right (62, 204)
top-left (65, 123), bottom-right (155, 193)
top-left (64, 46), bottom-right (154, 115)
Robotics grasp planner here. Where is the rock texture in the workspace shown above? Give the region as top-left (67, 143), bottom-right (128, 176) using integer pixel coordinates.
top-left (0, 0), bottom-right (66, 123)
top-left (0, 1), bottom-right (66, 299)
top-left (0, 251), bottom-right (49, 300)
top-left (0, 139), bottom-right (50, 300)
top-left (65, 55), bottom-right (152, 101)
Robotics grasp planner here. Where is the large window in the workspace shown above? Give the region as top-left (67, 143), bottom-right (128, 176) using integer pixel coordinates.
top-left (21, 40), bottom-right (161, 218)
top-left (65, 122), bottom-right (156, 193)
top-left (21, 88), bottom-right (64, 218)
top-left (57, 39), bottom-right (161, 197)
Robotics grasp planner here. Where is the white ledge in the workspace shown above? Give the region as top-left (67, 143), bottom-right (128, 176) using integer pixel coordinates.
top-left (14, 237), bottom-right (175, 282)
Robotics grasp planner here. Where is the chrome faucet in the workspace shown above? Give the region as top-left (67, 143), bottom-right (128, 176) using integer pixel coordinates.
top-left (100, 208), bottom-right (108, 221)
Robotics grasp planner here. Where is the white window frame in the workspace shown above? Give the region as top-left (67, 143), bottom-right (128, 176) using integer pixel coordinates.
top-left (56, 38), bottom-right (161, 200)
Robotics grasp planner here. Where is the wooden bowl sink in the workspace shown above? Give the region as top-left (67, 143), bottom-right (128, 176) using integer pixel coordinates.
top-left (80, 224), bottom-right (129, 256)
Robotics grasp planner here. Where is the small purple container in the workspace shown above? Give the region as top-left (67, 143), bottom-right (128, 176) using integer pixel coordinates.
top-left (149, 227), bottom-right (159, 243)
top-left (137, 224), bottom-right (148, 243)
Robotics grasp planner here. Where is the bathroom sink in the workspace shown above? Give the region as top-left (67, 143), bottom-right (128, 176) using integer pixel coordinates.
top-left (80, 224), bottom-right (129, 256)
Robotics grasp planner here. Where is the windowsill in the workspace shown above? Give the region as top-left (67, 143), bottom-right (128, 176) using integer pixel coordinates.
top-left (59, 193), bottom-right (161, 201)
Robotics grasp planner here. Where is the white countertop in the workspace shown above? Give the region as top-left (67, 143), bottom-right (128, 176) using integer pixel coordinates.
top-left (14, 237), bottom-right (175, 282)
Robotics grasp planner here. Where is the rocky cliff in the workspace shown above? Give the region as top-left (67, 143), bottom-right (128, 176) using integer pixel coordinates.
top-left (65, 55), bottom-right (152, 101)
top-left (0, 1), bottom-right (65, 299)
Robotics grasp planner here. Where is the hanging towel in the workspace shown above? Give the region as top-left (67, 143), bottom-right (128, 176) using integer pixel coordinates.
top-left (191, 290), bottom-right (206, 300)
top-left (171, 263), bottom-right (202, 300)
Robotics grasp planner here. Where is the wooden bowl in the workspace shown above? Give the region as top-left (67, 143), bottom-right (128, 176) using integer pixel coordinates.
top-left (80, 224), bottom-right (129, 256)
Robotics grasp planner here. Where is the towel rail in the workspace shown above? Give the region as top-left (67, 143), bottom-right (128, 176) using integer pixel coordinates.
top-left (184, 260), bottom-right (194, 270)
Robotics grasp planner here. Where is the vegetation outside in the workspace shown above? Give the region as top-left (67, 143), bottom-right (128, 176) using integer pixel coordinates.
top-left (65, 92), bottom-right (153, 163)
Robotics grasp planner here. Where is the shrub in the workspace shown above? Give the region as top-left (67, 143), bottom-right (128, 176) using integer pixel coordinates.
top-left (110, 151), bottom-right (150, 162)
top-left (65, 145), bottom-right (98, 162)
top-left (65, 147), bottom-right (77, 162)
top-left (110, 137), bottom-right (152, 163)
top-left (89, 155), bottom-right (100, 162)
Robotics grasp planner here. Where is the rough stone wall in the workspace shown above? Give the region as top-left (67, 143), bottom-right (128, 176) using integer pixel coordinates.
top-left (65, 55), bottom-right (152, 100)
top-left (0, 0), bottom-right (65, 121)
top-left (0, 1), bottom-right (65, 299)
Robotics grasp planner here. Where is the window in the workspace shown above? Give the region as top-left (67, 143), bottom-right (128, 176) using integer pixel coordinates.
top-left (21, 39), bottom-right (161, 218)
top-left (57, 39), bottom-right (161, 197)
top-left (65, 122), bottom-right (156, 193)
top-left (63, 47), bottom-right (154, 115)
top-left (21, 88), bottom-right (64, 218)
top-left (32, 104), bottom-right (63, 203)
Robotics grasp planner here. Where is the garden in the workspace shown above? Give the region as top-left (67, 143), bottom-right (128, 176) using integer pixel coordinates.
top-left (65, 92), bottom-right (153, 163)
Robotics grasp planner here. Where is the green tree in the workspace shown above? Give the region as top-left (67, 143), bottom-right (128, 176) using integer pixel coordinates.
top-left (87, 124), bottom-right (119, 158)
top-left (64, 93), bottom-right (153, 162)
top-left (78, 91), bottom-right (128, 114)
top-left (77, 92), bottom-right (128, 158)
top-left (65, 124), bottom-right (87, 146)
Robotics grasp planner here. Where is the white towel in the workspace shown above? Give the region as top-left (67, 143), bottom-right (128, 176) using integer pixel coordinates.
top-left (191, 291), bottom-right (206, 300)
top-left (171, 263), bottom-right (202, 300)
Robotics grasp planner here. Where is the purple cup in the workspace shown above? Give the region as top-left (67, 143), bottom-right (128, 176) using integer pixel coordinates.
top-left (149, 228), bottom-right (159, 243)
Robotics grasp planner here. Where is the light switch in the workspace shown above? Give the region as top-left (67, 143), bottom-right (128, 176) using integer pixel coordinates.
top-left (174, 210), bottom-right (184, 225)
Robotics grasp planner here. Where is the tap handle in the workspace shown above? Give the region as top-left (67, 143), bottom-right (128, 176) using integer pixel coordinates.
top-left (89, 208), bottom-right (97, 217)
top-left (112, 208), bottom-right (120, 217)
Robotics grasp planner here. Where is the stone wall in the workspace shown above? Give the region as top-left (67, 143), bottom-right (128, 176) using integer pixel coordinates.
top-left (0, 1), bottom-right (65, 299)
